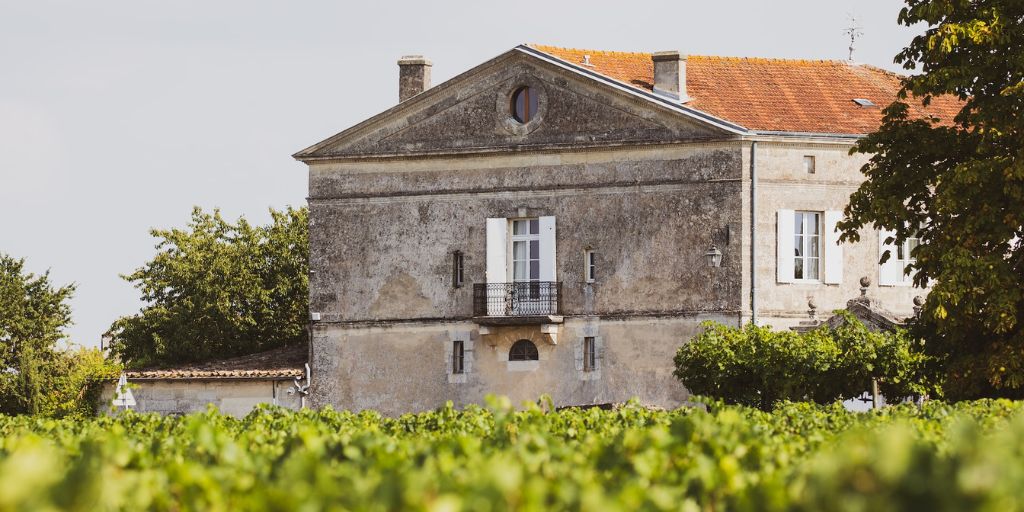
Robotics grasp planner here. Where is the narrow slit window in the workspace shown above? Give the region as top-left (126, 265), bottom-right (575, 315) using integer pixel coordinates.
top-left (803, 156), bottom-right (816, 174)
top-left (452, 340), bottom-right (464, 374)
top-left (452, 250), bottom-right (464, 288)
top-left (583, 337), bottom-right (596, 372)
top-left (585, 250), bottom-right (596, 283)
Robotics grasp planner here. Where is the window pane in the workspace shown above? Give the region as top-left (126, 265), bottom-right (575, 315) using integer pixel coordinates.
top-left (515, 90), bottom-right (526, 122)
top-left (897, 243), bottom-right (905, 261)
top-left (795, 213), bottom-right (804, 235)
top-left (514, 240), bottom-right (528, 260)
top-left (794, 258), bottom-right (804, 280)
top-left (907, 238), bottom-right (920, 261)
top-left (807, 258), bottom-right (819, 280)
top-left (794, 236), bottom-right (804, 257)
top-left (514, 263), bottom-right (527, 281)
top-left (530, 240), bottom-right (539, 259)
top-left (513, 220), bottom-right (528, 235)
top-left (529, 90), bottom-right (539, 119)
top-left (530, 219), bottom-right (539, 235)
top-left (808, 235), bottom-right (819, 257)
top-left (809, 214), bottom-right (820, 235)
top-left (530, 261), bottom-right (539, 280)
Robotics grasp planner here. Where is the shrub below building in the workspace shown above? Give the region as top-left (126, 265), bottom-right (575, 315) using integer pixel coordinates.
top-left (673, 313), bottom-right (939, 410)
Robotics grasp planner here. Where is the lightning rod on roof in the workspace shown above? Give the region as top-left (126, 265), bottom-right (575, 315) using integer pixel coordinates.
top-left (843, 14), bottom-right (864, 61)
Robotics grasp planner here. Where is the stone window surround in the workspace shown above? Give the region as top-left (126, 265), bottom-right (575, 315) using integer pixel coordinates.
top-left (497, 75), bottom-right (548, 136)
top-left (496, 337), bottom-right (548, 372)
top-left (573, 323), bottom-right (603, 381)
top-left (445, 330), bottom-right (474, 383)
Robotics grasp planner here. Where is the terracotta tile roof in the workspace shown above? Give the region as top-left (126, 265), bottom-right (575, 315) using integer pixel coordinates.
top-left (126, 343), bottom-right (307, 380)
top-left (529, 45), bottom-right (963, 135)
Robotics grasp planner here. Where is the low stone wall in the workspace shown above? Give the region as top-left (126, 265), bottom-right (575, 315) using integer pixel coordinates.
top-left (98, 378), bottom-right (303, 417)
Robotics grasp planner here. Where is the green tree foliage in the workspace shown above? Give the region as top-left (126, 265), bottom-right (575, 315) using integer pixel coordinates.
top-left (0, 399), bottom-right (1022, 510)
top-left (109, 206), bottom-right (308, 367)
top-left (0, 254), bottom-right (75, 415)
top-left (36, 346), bottom-right (121, 419)
top-left (673, 314), bottom-right (937, 410)
top-left (0, 254), bottom-right (117, 417)
top-left (837, 2), bottom-right (1024, 399)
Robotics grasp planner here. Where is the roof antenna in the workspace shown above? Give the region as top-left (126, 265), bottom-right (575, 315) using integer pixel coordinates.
top-left (843, 14), bottom-right (864, 62)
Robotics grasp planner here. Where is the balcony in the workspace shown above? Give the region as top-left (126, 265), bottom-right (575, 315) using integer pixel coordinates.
top-left (472, 282), bottom-right (562, 326)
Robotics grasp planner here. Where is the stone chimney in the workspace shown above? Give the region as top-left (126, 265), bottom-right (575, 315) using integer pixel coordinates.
top-left (398, 55), bottom-right (432, 102)
top-left (651, 51), bottom-right (688, 102)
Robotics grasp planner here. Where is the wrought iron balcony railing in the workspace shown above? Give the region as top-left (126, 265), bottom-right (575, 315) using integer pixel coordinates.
top-left (473, 282), bottom-right (562, 317)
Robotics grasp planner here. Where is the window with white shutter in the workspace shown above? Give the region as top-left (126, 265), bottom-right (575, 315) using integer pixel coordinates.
top-left (779, 210), bottom-right (835, 284)
top-left (485, 218), bottom-right (509, 315)
top-left (777, 209), bottom-right (795, 283)
top-left (486, 218), bottom-right (508, 284)
top-left (879, 228), bottom-right (919, 286)
top-left (823, 211), bottom-right (844, 284)
top-left (538, 216), bottom-right (557, 282)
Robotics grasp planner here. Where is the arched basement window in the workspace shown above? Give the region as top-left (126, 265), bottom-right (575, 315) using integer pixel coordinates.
top-left (509, 339), bottom-right (539, 361)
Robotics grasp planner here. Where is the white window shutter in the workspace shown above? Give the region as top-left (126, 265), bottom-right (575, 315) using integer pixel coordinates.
top-left (777, 210), bottom-right (795, 283)
top-left (486, 218), bottom-right (508, 284)
top-left (823, 210), bottom-right (843, 284)
top-left (878, 228), bottom-right (903, 286)
top-left (539, 216), bottom-right (557, 282)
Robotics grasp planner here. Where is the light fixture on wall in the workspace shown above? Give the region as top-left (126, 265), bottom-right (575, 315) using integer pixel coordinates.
top-left (705, 245), bottom-right (722, 268)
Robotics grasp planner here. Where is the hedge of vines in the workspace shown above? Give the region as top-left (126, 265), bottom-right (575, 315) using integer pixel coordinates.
top-left (1, 398), bottom-right (1024, 511)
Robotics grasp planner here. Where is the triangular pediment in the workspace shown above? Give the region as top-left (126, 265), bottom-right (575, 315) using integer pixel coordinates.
top-left (295, 48), bottom-right (739, 160)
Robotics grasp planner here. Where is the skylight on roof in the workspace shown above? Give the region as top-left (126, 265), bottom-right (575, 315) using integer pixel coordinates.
top-left (852, 98), bottom-right (876, 107)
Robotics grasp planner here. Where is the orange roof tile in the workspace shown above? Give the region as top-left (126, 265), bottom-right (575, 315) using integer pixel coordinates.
top-left (126, 343), bottom-right (306, 380)
top-left (529, 45), bottom-right (963, 135)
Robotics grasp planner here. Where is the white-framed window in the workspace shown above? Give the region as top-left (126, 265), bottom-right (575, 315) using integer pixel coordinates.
top-left (803, 155), bottom-right (816, 174)
top-left (896, 234), bottom-right (920, 268)
top-left (511, 219), bottom-right (540, 283)
top-left (794, 211), bottom-right (821, 281)
top-left (583, 336), bottom-right (596, 372)
top-left (879, 227), bottom-right (922, 286)
top-left (485, 216), bottom-right (557, 316)
top-left (778, 209), bottom-right (843, 285)
top-left (584, 250), bottom-right (596, 283)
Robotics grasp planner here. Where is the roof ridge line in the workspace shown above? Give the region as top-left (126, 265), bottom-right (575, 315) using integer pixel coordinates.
top-left (529, 44), bottom-right (858, 65)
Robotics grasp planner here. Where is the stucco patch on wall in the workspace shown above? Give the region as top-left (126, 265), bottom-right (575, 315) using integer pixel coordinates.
top-left (369, 271), bottom-right (435, 318)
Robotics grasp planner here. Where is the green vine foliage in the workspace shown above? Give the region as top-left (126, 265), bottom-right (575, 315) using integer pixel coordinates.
top-left (673, 313), bottom-right (939, 410)
top-left (0, 399), bottom-right (1023, 511)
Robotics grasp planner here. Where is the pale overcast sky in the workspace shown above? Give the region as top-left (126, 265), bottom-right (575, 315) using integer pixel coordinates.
top-left (1, 1), bottom-right (922, 348)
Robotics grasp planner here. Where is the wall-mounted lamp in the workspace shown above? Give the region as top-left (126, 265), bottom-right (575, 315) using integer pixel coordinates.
top-left (705, 245), bottom-right (722, 268)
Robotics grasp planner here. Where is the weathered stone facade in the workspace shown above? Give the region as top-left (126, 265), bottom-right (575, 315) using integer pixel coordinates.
top-left (295, 46), bottom-right (925, 415)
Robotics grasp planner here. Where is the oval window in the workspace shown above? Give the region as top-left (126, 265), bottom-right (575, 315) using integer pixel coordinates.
top-left (510, 86), bottom-right (538, 124)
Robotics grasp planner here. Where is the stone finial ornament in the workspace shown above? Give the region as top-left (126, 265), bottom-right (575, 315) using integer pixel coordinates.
top-left (913, 295), bottom-right (925, 317)
top-left (807, 297), bottom-right (818, 320)
top-left (859, 276), bottom-right (871, 297)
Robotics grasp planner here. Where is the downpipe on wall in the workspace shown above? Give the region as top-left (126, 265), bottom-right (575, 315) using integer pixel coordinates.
top-left (750, 140), bottom-right (758, 326)
top-left (293, 363), bottom-right (311, 409)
